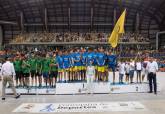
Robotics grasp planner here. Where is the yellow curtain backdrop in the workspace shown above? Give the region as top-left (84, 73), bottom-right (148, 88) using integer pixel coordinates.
top-left (108, 9), bottom-right (126, 48)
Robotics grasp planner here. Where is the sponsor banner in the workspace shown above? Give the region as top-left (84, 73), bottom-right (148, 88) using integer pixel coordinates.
top-left (13, 102), bottom-right (146, 113)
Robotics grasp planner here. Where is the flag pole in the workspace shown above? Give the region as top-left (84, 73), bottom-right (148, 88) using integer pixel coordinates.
top-left (119, 33), bottom-right (123, 61)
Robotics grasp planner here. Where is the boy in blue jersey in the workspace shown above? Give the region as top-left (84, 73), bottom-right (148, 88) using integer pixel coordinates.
top-left (93, 49), bottom-right (98, 81)
top-left (68, 49), bottom-right (74, 82)
top-left (104, 50), bottom-right (109, 81)
top-left (81, 48), bottom-right (88, 81)
top-left (86, 48), bottom-right (95, 80)
top-left (73, 49), bottom-right (82, 81)
top-left (56, 51), bottom-right (63, 82)
top-left (63, 50), bottom-right (70, 83)
top-left (71, 50), bottom-right (76, 81)
top-left (86, 48), bottom-right (94, 66)
top-left (97, 48), bottom-right (106, 81)
top-left (42, 53), bottom-right (51, 87)
top-left (107, 51), bottom-right (117, 84)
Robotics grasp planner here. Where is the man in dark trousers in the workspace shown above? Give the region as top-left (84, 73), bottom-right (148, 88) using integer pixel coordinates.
top-left (0, 56), bottom-right (21, 100)
top-left (147, 57), bottom-right (158, 95)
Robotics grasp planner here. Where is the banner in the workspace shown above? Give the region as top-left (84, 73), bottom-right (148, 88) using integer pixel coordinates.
top-left (13, 102), bottom-right (146, 113)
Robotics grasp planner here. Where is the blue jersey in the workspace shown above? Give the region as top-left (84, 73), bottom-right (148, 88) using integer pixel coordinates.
top-left (107, 55), bottom-right (117, 67)
top-left (92, 52), bottom-right (98, 66)
top-left (63, 55), bottom-right (70, 69)
top-left (56, 55), bottom-right (63, 69)
top-left (82, 52), bottom-right (88, 66)
top-left (97, 52), bottom-right (105, 66)
top-left (69, 53), bottom-right (75, 67)
top-left (73, 52), bottom-right (82, 66)
top-left (87, 52), bottom-right (94, 66)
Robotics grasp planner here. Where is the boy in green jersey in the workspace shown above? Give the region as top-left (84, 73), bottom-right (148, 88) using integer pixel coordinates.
top-left (22, 57), bottom-right (31, 88)
top-left (42, 54), bottom-right (50, 87)
top-left (29, 54), bottom-right (37, 87)
top-left (13, 56), bottom-right (22, 87)
top-left (36, 54), bottom-right (43, 88)
top-left (49, 53), bottom-right (58, 88)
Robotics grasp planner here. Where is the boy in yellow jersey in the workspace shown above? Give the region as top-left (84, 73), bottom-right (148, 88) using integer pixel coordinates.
top-left (73, 49), bottom-right (82, 81)
top-left (68, 49), bottom-right (74, 82)
top-left (62, 50), bottom-right (70, 83)
top-left (56, 51), bottom-right (64, 82)
top-left (97, 48), bottom-right (106, 81)
top-left (81, 48), bottom-right (88, 81)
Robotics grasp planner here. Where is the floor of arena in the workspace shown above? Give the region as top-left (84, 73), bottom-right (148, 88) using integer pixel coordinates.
top-left (0, 92), bottom-right (165, 114)
top-left (0, 73), bottom-right (165, 114)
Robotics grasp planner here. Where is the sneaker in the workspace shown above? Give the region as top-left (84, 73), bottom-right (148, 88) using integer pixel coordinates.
top-left (15, 94), bottom-right (21, 99)
top-left (2, 98), bottom-right (5, 100)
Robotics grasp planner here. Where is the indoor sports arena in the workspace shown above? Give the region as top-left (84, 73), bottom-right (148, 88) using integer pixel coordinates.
top-left (0, 0), bottom-right (165, 114)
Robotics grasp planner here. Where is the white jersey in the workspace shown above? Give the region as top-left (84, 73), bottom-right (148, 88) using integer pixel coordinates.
top-left (136, 62), bottom-right (142, 70)
top-left (146, 61), bottom-right (158, 73)
top-left (125, 63), bottom-right (130, 74)
top-left (130, 61), bottom-right (135, 70)
top-left (118, 63), bottom-right (125, 74)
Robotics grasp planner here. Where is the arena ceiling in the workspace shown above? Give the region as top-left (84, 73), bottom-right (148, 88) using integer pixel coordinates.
top-left (0, 0), bottom-right (165, 43)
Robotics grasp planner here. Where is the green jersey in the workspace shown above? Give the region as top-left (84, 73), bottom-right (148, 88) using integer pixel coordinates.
top-left (13, 59), bottom-right (22, 72)
top-left (36, 57), bottom-right (43, 73)
top-left (29, 58), bottom-right (37, 71)
top-left (42, 58), bottom-right (50, 73)
top-left (50, 57), bottom-right (58, 72)
top-left (22, 60), bottom-right (30, 74)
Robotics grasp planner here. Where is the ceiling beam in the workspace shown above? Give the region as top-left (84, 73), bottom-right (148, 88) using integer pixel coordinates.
top-left (90, 7), bottom-right (93, 31)
top-left (44, 8), bottom-right (48, 31)
top-left (68, 7), bottom-right (71, 31)
top-left (90, 0), bottom-right (94, 32)
top-left (0, 20), bottom-right (18, 25)
top-left (20, 11), bottom-right (24, 32)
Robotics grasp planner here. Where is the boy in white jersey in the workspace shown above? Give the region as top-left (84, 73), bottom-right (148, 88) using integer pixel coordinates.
top-left (118, 60), bottom-right (125, 84)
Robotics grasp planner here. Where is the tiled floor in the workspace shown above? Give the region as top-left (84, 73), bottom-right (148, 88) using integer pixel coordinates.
top-left (0, 92), bottom-right (165, 114)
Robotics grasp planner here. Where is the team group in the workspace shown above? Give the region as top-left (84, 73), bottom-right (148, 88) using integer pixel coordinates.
top-left (10, 47), bottom-right (150, 88)
top-left (11, 47), bottom-right (117, 88)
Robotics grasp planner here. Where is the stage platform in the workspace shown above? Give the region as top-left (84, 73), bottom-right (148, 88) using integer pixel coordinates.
top-left (55, 82), bottom-right (160, 95)
top-left (6, 87), bottom-right (56, 95)
top-left (4, 72), bottom-right (165, 95)
top-left (4, 82), bottom-right (160, 95)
